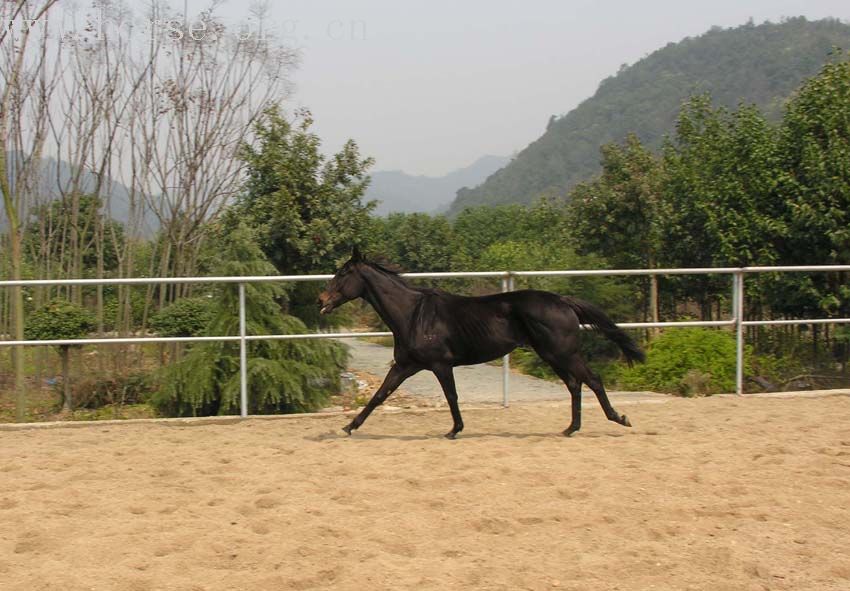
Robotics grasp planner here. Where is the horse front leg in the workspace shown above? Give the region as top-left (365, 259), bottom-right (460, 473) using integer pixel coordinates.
top-left (343, 362), bottom-right (420, 435)
top-left (433, 366), bottom-right (464, 439)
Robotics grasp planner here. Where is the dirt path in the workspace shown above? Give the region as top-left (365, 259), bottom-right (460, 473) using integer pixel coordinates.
top-left (2, 394), bottom-right (850, 590)
top-left (345, 339), bottom-right (668, 406)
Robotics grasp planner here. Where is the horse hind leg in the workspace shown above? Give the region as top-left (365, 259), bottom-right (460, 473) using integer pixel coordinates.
top-left (531, 348), bottom-right (583, 436)
top-left (568, 354), bottom-right (632, 428)
top-left (551, 363), bottom-right (584, 436)
top-left (562, 376), bottom-right (583, 437)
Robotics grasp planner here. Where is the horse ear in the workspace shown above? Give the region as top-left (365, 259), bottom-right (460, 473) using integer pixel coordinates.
top-left (351, 245), bottom-right (363, 261)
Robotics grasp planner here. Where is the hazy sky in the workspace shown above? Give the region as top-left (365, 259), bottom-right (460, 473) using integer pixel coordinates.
top-left (191, 0), bottom-right (849, 176)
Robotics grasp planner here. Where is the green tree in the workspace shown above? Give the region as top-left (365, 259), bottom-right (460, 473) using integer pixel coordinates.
top-left (236, 105), bottom-right (375, 274)
top-left (25, 300), bottom-right (95, 412)
top-left (660, 96), bottom-right (787, 320)
top-left (153, 222), bottom-right (348, 417)
top-left (776, 53), bottom-right (850, 321)
top-left (150, 298), bottom-right (214, 338)
top-left (451, 205), bottom-right (528, 264)
top-left (663, 96), bottom-right (785, 268)
top-left (367, 213), bottom-right (455, 272)
top-left (235, 105), bottom-right (375, 327)
top-left (569, 135), bottom-right (665, 267)
top-left (568, 134), bottom-right (666, 323)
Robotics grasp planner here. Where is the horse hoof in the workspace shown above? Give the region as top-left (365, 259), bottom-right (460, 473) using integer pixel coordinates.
top-left (444, 432), bottom-right (457, 440)
top-left (622, 415), bottom-right (632, 428)
top-left (342, 424), bottom-right (353, 436)
top-left (562, 427), bottom-right (579, 437)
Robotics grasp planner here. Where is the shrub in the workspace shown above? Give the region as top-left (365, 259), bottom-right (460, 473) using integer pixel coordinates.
top-left (150, 297), bottom-right (214, 337)
top-left (25, 300), bottom-right (96, 411)
top-left (25, 300), bottom-right (95, 342)
top-left (619, 328), bottom-right (749, 396)
top-left (71, 371), bottom-right (155, 409)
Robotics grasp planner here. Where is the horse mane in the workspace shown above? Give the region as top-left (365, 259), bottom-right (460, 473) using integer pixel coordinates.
top-left (366, 256), bottom-right (404, 276)
top-left (364, 256), bottom-right (445, 295)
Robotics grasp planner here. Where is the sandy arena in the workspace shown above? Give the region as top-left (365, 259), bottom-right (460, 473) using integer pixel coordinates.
top-left (2, 394), bottom-right (850, 591)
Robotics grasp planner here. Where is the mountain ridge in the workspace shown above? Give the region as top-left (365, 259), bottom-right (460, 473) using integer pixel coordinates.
top-left (1, 152), bottom-right (158, 235)
top-left (366, 154), bottom-right (509, 215)
top-left (448, 17), bottom-right (850, 215)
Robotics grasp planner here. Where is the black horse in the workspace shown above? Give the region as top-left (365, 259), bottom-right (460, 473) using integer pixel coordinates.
top-left (319, 248), bottom-right (645, 439)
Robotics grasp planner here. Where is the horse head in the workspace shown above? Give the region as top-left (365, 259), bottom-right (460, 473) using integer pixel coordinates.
top-left (318, 246), bottom-right (368, 315)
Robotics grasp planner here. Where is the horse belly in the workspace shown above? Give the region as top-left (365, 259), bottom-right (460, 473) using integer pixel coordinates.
top-left (447, 318), bottom-right (522, 366)
top-left (453, 341), bottom-right (516, 366)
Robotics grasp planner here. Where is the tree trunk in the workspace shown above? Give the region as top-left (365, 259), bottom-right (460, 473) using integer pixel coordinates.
top-left (1, 152), bottom-right (26, 421)
top-left (11, 238), bottom-right (25, 421)
top-left (649, 273), bottom-right (659, 339)
top-left (96, 216), bottom-right (105, 373)
top-left (61, 345), bottom-right (71, 412)
top-left (812, 324), bottom-right (819, 363)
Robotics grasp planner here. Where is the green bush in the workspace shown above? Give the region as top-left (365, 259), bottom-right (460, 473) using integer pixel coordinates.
top-left (25, 300), bottom-right (96, 411)
top-left (150, 297), bottom-right (214, 337)
top-left (25, 300), bottom-right (95, 341)
top-left (619, 328), bottom-right (749, 396)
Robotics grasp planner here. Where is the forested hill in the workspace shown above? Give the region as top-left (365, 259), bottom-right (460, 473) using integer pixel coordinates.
top-left (448, 17), bottom-right (850, 214)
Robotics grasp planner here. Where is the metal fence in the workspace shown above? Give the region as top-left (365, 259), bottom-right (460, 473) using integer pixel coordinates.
top-left (2, 265), bottom-right (849, 415)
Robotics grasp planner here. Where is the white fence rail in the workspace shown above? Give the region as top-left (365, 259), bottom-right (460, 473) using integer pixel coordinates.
top-left (2, 265), bottom-right (849, 415)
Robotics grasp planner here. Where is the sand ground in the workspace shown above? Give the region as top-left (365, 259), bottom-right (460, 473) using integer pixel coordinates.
top-left (1, 394), bottom-right (849, 591)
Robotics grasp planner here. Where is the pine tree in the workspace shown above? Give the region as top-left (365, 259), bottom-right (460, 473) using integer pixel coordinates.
top-left (152, 222), bottom-right (348, 416)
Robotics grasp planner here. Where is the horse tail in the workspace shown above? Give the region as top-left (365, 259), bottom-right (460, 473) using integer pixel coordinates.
top-left (561, 296), bottom-right (646, 367)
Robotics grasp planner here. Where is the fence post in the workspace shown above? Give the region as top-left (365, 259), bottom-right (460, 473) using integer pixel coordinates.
top-left (734, 271), bottom-right (745, 395)
top-left (238, 282), bottom-right (248, 417)
top-left (501, 273), bottom-right (512, 407)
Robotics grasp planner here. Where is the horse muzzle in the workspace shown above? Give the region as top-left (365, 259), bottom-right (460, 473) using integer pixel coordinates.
top-left (318, 292), bottom-right (336, 315)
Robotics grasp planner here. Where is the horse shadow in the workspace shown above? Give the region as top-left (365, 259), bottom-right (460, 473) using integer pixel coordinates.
top-left (306, 430), bottom-right (631, 442)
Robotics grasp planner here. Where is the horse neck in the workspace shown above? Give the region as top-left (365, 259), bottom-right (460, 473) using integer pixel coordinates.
top-left (359, 266), bottom-right (420, 338)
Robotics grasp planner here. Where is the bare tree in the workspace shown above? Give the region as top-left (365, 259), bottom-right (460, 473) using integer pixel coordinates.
top-left (133, 1), bottom-right (297, 305)
top-left (46, 2), bottom-right (154, 334)
top-left (2, 0), bottom-right (297, 416)
top-left (1, 0), bottom-right (61, 420)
